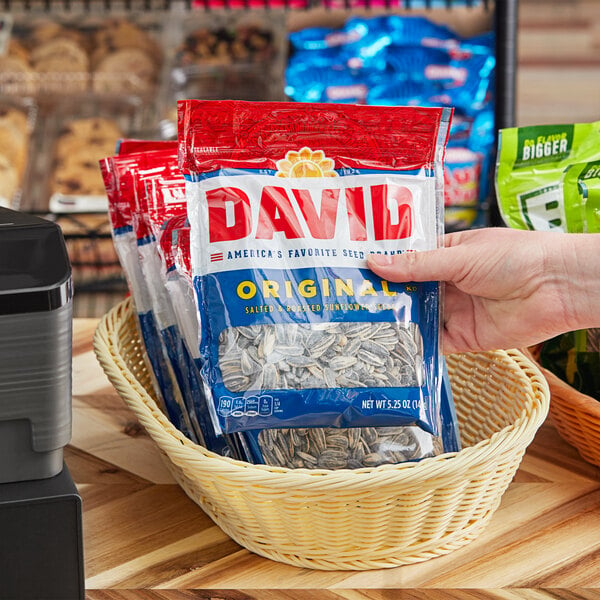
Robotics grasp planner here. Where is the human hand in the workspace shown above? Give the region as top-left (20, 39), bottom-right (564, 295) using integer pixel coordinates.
top-left (367, 228), bottom-right (600, 353)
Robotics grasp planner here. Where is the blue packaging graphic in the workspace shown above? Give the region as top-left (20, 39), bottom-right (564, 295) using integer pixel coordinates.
top-left (200, 264), bottom-right (439, 433)
top-left (285, 14), bottom-right (496, 213)
top-left (285, 63), bottom-right (370, 104)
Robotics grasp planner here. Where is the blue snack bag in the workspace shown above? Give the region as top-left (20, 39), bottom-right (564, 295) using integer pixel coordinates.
top-left (285, 63), bottom-right (370, 104)
top-left (347, 45), bottom-right (451, 79)
top-left (345, 15), bottom-right (456, 49)
top-left (366, 79), bottom-right (431, 106)
top-left (289, 25), bottom-right (363, 51)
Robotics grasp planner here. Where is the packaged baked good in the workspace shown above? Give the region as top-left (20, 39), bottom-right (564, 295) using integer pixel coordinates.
top-left (168, 11), bottom-right (285, 104)
top-left (50, 116), bottom-right (123, 211)
top-left (92, 18), bottom-right (162, 95)
top-left (5, 16), bottom-right (162, 97)
top-left (21, 93), bottom-right (154, 216)
top-left (0, 27), bottom-right (36, 96)
top-left (0, 54), bottom-right (37, 96)
top-left (0, 99), bottom-right (35, 209)
top-left (31, 36), bottom-right (89, 93)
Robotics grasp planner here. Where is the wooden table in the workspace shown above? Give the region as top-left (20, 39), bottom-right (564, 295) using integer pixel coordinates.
top-left (70, 318), bottom-right (600, 600)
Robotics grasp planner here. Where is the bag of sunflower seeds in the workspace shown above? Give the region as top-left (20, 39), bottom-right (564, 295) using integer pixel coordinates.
top-left (145, 172), bottom-right (242, 458)
top-left (179, 100), bottom-right (451, 451)
top-left (100, 144), bottom-right (189, 436)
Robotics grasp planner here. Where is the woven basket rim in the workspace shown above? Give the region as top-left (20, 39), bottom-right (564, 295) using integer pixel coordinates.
top-left (531, 354), bottom-right (600, 417)
top-left (93, 298), bottom-right (550, 490)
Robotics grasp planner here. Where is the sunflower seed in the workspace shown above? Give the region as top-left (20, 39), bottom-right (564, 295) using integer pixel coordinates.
top-left (262, 363), bottom-right (279, 388)
top-left (240, 350), bottom-right (260, 376)
top-left (218, 322), bottom-right (422, 393)
top-left (257, 425), bottom-right (438, 470)
top-left (328, 356), bottom-right (358, 370)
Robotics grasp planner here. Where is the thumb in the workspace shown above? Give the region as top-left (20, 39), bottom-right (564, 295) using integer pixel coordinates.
top-left (367, 248), bottom-right (462, 283)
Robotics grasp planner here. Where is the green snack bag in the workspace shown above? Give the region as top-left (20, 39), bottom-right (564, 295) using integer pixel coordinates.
top-left (496, 120), bottom-right (600, 402)
top-left (563, 160), bottom-right (600, 233)
top-left (495, 120), bottom-right (600, 232)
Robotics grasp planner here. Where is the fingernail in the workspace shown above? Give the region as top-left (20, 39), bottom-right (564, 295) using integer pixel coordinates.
top-left (368, 253), bottom-right (393, 267)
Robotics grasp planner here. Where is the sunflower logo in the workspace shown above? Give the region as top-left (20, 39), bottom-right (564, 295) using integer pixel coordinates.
top-left (275, 147), bottom-right (337, 178)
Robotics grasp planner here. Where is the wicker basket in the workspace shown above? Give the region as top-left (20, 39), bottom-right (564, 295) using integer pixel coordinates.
top-left (93, 298), bottom-right (550, 571)
top-left (525, 350), bottom-right (600, 468)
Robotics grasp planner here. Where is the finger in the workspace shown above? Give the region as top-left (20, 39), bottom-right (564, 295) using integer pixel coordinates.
top-left (367, 247), bottom-right (463, 283)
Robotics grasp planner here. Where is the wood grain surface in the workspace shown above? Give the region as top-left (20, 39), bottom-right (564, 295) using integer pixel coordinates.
top-left (85, 590), bottom-right (600, 600)
top-left (69, 318), bottom-right (600, 598)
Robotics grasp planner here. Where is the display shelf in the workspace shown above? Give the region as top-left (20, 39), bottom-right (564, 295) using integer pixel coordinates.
top-left (3, 0), bottom-right (515, 298)
top-left (1, 0), bottom-right (494, 11)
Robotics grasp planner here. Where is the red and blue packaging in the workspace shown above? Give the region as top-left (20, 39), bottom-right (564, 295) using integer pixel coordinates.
top-left (179, 99), bottom-right (451, 442)
top-left (100, 142), bottom-right (193, 438)
top-left (144, 172), bottom-right (239, 457)
top-left (102, 141), bottom-right (244, 458)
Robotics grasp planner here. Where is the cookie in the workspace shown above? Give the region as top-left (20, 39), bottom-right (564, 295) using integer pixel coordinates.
top-left (31, 38), bottom-right (89, 71)
top-left (176, 25), bottom-right (275, 68)
top-left (52, 164), bottom-right (106, 196)
top-left (31, 37), bottom-right (89, 92)
top-left (58, 212), bottom-right (112, 236)
top-left (0, 122), bottom-right (28, 175)
top-left (61, 117), bottom-right (122, 139)
top-left (57, 147), bottom-right (113, 174)
top-left (58, 116), bottom-right (123, 141)
top-left (29, 21), bottom-right (65, 46)
top-left (8, 39), bottom-right (30, 63)
top-left (93, 19), bottom-right (161, 58)
top-left (56, 137), bottom-right (116, 165)
top-left (52, 117), bottom-right (122, 197)
top-left (0, 55), bottom-right (37, 95)
top-left (92, 47), bottom-right (156, 94)
top-left (0, 153), bottom-right (19, 205)
top-left (0, 106), bottom-right (29, 136)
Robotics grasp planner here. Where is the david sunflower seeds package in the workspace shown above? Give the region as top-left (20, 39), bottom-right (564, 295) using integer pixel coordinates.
top-left (179, 100), bottom-right (452, 460)
top-left (100, 143), bottom-right (188, 434)
top-left (145, 172), bottom-right (240, 458)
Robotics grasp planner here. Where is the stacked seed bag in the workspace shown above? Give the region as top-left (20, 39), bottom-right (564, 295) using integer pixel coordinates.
top-left (101, 100), bottom-right (462, 468)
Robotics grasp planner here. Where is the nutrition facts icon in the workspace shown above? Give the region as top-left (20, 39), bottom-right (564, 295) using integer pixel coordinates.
top-left (231, 397), bottom-right (245, 417)
top-left (217, 395), bottom-right (273, 418)
top-left (245, 396), bottom-right (259, 417)
top-left (259, 396), bottom-right (273, 417)
top-left (217, 396), bottom-right (233, 417)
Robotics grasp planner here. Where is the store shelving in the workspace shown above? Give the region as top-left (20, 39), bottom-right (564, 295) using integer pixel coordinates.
top-left (0, 0), bottom-right (517, 314)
